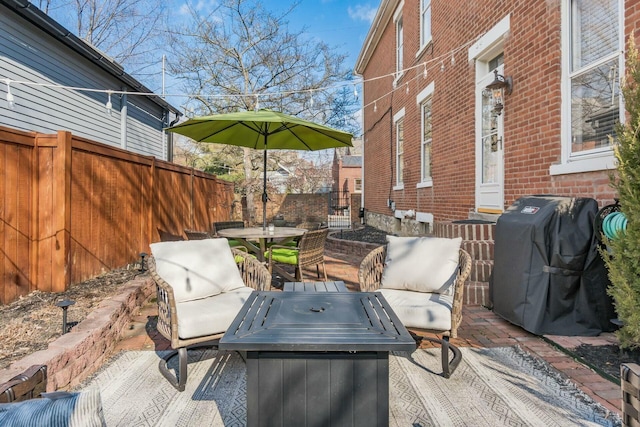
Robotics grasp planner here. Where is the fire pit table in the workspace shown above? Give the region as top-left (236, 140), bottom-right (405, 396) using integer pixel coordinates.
top-left (219, 291), bottom-right (416, 427)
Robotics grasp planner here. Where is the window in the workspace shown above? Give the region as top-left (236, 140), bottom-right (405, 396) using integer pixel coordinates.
top-left (421, 98), bottom-right (432, 182)
top-left (420, 0), bottom-right (432, 48)
top-left (354, 178), bottom-right (362, 193)
top-left (416, 82), bottom-right (434, 187)
top-left (567, 0), bottom-right (621, 156)
top-left (396, 16), bottom-right (404, 76)
top-left (395, 114), bottom-right (404, 186)
top-left (394, 108), bottom-right (405, 189)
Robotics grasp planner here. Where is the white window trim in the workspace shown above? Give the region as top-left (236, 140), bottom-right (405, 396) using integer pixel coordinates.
top-left (394, 107), bottom-right (405, 189)
top-left (419, 0), bottom-right (432, 52)
top-left (393, 1), bottom-right (405, 85)
top-left (469, 15), bottom-right (509, 214)
top-left (416, 82), bottom-right (435, 187)
top-left (555, 0), bottom-right (623, 176)
top-left (416, 211), bottom-right (434, 228)
top-left (468, 15), bottom-right (510, 62)
top-left (354, 178), bottom-right (362, 193)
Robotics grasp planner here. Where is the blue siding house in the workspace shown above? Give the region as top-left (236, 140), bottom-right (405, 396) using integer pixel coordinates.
top-left (0, 0), bottom-right (181, 160)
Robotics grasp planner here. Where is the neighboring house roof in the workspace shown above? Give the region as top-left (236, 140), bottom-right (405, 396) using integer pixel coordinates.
top-left (334, 137), bottom-right (363, 161)
top-left (342, 156), bottom-right (362, 168)
top-left (1, 0), bottom-right (180, 115)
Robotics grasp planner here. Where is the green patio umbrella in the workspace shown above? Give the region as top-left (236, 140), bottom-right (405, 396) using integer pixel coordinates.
top-left (166, 109), bottom-right (353, 230)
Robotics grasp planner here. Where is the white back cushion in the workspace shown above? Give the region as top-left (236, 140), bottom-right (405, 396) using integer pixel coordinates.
top-left (381, 236), bottom-right (462, 293)
top-left (150, 238), bottom-right (246, 302)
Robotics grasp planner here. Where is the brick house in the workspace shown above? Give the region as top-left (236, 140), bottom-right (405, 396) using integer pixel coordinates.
top-left (330, 139), bottom-right (363, 225)
top-left (331, 138), bottom-right (363, 195)
top-left (355, 0), bottom-right (635, 304)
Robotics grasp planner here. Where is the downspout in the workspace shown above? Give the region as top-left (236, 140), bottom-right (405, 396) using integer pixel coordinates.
top-left (167, 112), bottom-right (180, 162)
top-left (120, 89), bottom-right (127, 150)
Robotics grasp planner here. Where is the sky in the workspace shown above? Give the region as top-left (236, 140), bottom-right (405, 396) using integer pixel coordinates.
top-left (287, 0), bottom-right (378, 159)
top-left (42, 0), bottom-right (377, 160)
top-left (168, 0), bottom-right (378, 162)
top-left (285, 0), bottom-right (378, 68)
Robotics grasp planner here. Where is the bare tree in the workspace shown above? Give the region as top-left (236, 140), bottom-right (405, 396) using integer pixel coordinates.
top-left (165, 0), bottom-right (358, 222)
top-left (36, 0), bottom-right (53, 13)
top-left (285, 159), bottom-right (332, 194)
top-left (42, 0), bottom-right (167, 80)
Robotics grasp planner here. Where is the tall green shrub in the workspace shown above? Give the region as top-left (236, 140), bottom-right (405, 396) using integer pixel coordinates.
top-left (606, 36), bottom-right (640, 348)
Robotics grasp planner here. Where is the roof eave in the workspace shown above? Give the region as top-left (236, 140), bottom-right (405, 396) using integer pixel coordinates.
top-left (1, 0), bottom-right (181, 115)
top-left (354, 0), bottom-right (399, 76)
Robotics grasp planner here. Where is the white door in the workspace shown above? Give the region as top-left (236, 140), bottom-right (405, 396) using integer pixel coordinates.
top-left (475, 66), bottom-right (505, 214)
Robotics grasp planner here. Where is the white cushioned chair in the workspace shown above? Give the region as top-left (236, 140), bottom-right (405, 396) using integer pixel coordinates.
top-left (149, 238), bottom-right (272, 391)
top-left (358, 236), bottom-right (472, 378)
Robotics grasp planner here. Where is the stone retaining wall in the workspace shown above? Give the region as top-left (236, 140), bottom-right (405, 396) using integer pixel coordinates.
top-left (0, 276), bottom-right (155, 391)
top-left (326, 230), bottom-right (382, 259)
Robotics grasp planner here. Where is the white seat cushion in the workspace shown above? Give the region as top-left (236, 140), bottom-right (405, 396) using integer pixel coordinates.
top-left (377, 288), bottom-right (453, 331)
top-left (175, 287), bottom-right (254, 339)
top-left (150, 239), bottom-right (246, 303)
top-left (381, 236), bottom-right (462, 293)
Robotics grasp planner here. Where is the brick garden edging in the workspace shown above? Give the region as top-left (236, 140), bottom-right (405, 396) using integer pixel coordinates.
top-left (0, 275), bottom-right (155, 392)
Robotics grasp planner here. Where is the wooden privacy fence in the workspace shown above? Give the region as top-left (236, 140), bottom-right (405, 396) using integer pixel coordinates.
top-left (0, 126), bottom-right (233, 305)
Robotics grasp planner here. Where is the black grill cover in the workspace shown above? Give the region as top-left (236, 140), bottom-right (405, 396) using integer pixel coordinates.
top-left (490, 195), bottom-right (615, 336)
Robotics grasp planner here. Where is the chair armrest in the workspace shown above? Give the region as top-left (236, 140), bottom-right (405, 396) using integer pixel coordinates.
top-left (450, 248), bottom-right (472, 338)
top-left (147, 256), bottom-right (178, 346)
top-left (232, 248), bottom-right (272, 291)
top-left (0, 365), bottom-right (47, 403)
top-left (358, 245), bottom-right (386, 292)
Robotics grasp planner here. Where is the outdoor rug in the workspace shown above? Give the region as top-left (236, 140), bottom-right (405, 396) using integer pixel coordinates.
top-left (81, 346), bottom-right (621, 426)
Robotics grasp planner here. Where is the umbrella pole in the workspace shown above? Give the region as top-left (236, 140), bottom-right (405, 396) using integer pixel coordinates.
top-left (262, 147), bottom-right (267, 231)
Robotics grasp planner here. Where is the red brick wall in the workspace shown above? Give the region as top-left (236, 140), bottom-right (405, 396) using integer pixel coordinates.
top-left (337, 166), bottom-right (362, 194)
top-left (278, 194), bottom-right (329, 224)
top-left (360, 0), bottom-right (632, 221)
top-left (249, 193), bottom-right (329, 226)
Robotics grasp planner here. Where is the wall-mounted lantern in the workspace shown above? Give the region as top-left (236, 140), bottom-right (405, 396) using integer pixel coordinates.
top-left (485, 69), bottom-right (513, 116)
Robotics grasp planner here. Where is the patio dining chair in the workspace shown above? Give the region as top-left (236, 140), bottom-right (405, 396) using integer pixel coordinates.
top-left (266, 228), bottom-right (330, 282)
top-left (358, 236), bottom-right (472, 378)
top-left (183, 229), bottom-right (212, 240)
top-left (271, 222), bottom-right (325, 248)
top-left (157, 228), bottom-right (185, 242)
top-left (149, 239), bottom-right (272, 391)
top-left (212, 221), bottom-right (246, 248)
top-left (211, 220), bottom-right (245, 233)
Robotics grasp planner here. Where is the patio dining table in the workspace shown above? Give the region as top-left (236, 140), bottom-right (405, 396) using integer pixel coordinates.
top-left (216, 226), bottom-right (306, 263)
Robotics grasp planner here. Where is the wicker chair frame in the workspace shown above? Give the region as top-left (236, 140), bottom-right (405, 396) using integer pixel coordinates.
top-left (358, 246), bottom-right (472, 378)
top-left (267, 228), bottom-right (329, 282)
top-left (0, 365), bottom-right (47, 403)
top-left (149, 247), bottom-right (272, 391)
